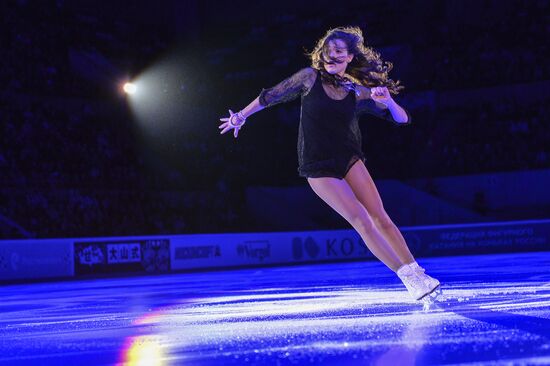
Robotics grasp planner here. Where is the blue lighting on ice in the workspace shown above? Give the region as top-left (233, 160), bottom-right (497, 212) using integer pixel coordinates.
top-left (0, 252), bottom-right (549, 365)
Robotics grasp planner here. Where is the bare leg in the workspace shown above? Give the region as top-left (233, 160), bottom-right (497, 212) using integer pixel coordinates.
top-left (344, 160), bottom-right (415, 264)
top-left (307, 176), bottom-right (404, 272)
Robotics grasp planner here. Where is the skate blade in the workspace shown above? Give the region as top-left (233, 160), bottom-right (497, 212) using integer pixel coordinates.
top-left (420, 285), bottom-right (442, 311)
top-left (418, 284), bottom-right (442, 302)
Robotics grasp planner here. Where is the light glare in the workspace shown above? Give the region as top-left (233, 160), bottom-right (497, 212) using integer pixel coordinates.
top-left (123, 82), bottom-right (137, 94)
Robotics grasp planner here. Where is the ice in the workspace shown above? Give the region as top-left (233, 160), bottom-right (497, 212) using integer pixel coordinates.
top-left (0, 252), bottom-right (549, 365)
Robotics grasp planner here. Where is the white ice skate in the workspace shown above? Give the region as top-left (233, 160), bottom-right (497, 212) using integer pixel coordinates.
top-left (397, 262), bottom-right (441, 301)
top-left (409, 261), bottom-right (441, 301)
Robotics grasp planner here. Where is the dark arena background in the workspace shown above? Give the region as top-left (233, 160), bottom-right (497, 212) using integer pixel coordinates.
top-left (1, 1), bottom-right (549, 365)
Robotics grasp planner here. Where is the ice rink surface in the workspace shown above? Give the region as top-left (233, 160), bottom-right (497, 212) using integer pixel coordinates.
top-left (1, 251), bottom-right (549, 365)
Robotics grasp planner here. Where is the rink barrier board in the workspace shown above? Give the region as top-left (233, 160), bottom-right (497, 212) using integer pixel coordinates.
top-left (0, 219), bottom-right (549, 281)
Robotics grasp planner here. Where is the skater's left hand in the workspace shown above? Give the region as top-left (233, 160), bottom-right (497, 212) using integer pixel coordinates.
top-left (370, 86), bottom-right (393, 106)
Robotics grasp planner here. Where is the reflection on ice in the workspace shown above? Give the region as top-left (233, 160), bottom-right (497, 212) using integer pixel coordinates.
top-left (120, 335), bottom-right (165, 366)
top-left (1, 252), bottom-right (549, 365)
top-left (373, 309), bottom-right (434, 366)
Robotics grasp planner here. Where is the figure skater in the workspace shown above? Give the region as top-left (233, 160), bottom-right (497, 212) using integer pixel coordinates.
top-left (218, 26), bottom-right (441, 301)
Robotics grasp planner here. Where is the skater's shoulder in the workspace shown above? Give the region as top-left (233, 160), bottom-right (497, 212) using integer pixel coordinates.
top-left (296, 67), bottom-right (318, 81)
top-left (293, 67), bottom-right (318, 92)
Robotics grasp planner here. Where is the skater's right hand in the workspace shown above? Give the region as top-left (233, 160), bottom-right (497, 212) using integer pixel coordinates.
top-left (219, 109), bottom-right (246, 138)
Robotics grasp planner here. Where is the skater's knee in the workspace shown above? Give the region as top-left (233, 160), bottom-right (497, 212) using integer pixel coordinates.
top-left (349, 212), bottom-right (376, 234)
top-left (372, 214), bottom-right (393, 230)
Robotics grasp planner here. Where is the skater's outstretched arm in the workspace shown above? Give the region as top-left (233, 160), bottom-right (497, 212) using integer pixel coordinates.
top-left (219, 67), bottom-right (316, 138)
top-left (218, 97), bottom-right (265, 138)
top-left (355, 85), bottom-right (412, 126)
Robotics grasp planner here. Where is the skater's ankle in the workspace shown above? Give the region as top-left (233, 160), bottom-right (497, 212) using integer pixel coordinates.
top-left (396, 261), bottom-right (417, 273)
top-left (407, 261), bottom-right (423, 271)
top-left (396, 263), bottom-right (412, 275)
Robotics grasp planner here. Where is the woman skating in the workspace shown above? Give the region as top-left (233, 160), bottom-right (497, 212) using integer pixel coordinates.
top-left (218, 26), bottom-right (441, 301)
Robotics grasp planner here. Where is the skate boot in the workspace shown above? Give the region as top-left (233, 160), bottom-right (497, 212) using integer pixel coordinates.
top-left (408, 261), bottom-right (441, 300)
top-left (397, 262), bottom-right (441, 301)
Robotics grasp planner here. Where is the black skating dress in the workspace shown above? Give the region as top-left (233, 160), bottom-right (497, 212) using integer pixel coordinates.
top-left (258, 67), bottom-right (412, 179)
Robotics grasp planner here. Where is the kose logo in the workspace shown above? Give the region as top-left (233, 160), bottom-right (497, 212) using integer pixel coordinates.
top-left (293, 236), bottom-right (372, 260)
top-left (292, 237), bottom-right (320, 260)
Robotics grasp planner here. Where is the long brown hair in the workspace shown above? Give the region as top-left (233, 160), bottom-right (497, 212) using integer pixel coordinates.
top-left (305, 26), bottom-right (404, 94)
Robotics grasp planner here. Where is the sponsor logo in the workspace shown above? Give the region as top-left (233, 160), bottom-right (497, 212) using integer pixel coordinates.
top-left (292, 236), bottom-right (320, 260)
top-left (143, 239), bottom-right (170, 272)
top-left (77, 245), bottom-right (105, 266)
top-left (292, 235), bottom-right (371, 260)
top-left (74, 239), bottom-right (170, 274)
top-left (175, 245), bottom-right (221, 260)
top-left (9, 251), bottom-right (70, 271)
top-left (325, 237), bottom-right (370, 257)
top-left (237, 240), bottom-right (271, 261)
top-left (106, 243), bottom-right (141, 264)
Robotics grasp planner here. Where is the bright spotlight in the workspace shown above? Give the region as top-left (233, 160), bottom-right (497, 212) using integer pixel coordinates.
top-left (123, 82), bottom-right (137, 95)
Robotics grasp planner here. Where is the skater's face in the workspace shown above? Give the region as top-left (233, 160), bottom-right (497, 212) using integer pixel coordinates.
top-left (322, 39), bottom-right (354, 76)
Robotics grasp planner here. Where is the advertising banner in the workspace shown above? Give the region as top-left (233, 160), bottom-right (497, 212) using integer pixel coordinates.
top-left (74, 238), bottom-right (170, 275)
top-left (404, 219), bottom-right (550, 257)
top-left (170, 230), bottom-right (376, 271)
top-left (0, 239), bottom-right (73, 281)
top-left (2, 219), bottom-right (548, 281)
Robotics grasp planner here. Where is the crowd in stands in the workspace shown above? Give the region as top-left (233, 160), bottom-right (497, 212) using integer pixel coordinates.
top-left (424, 97), bottom-right (550, 176)
top-left (1, 0), bottom-right (548, 238)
